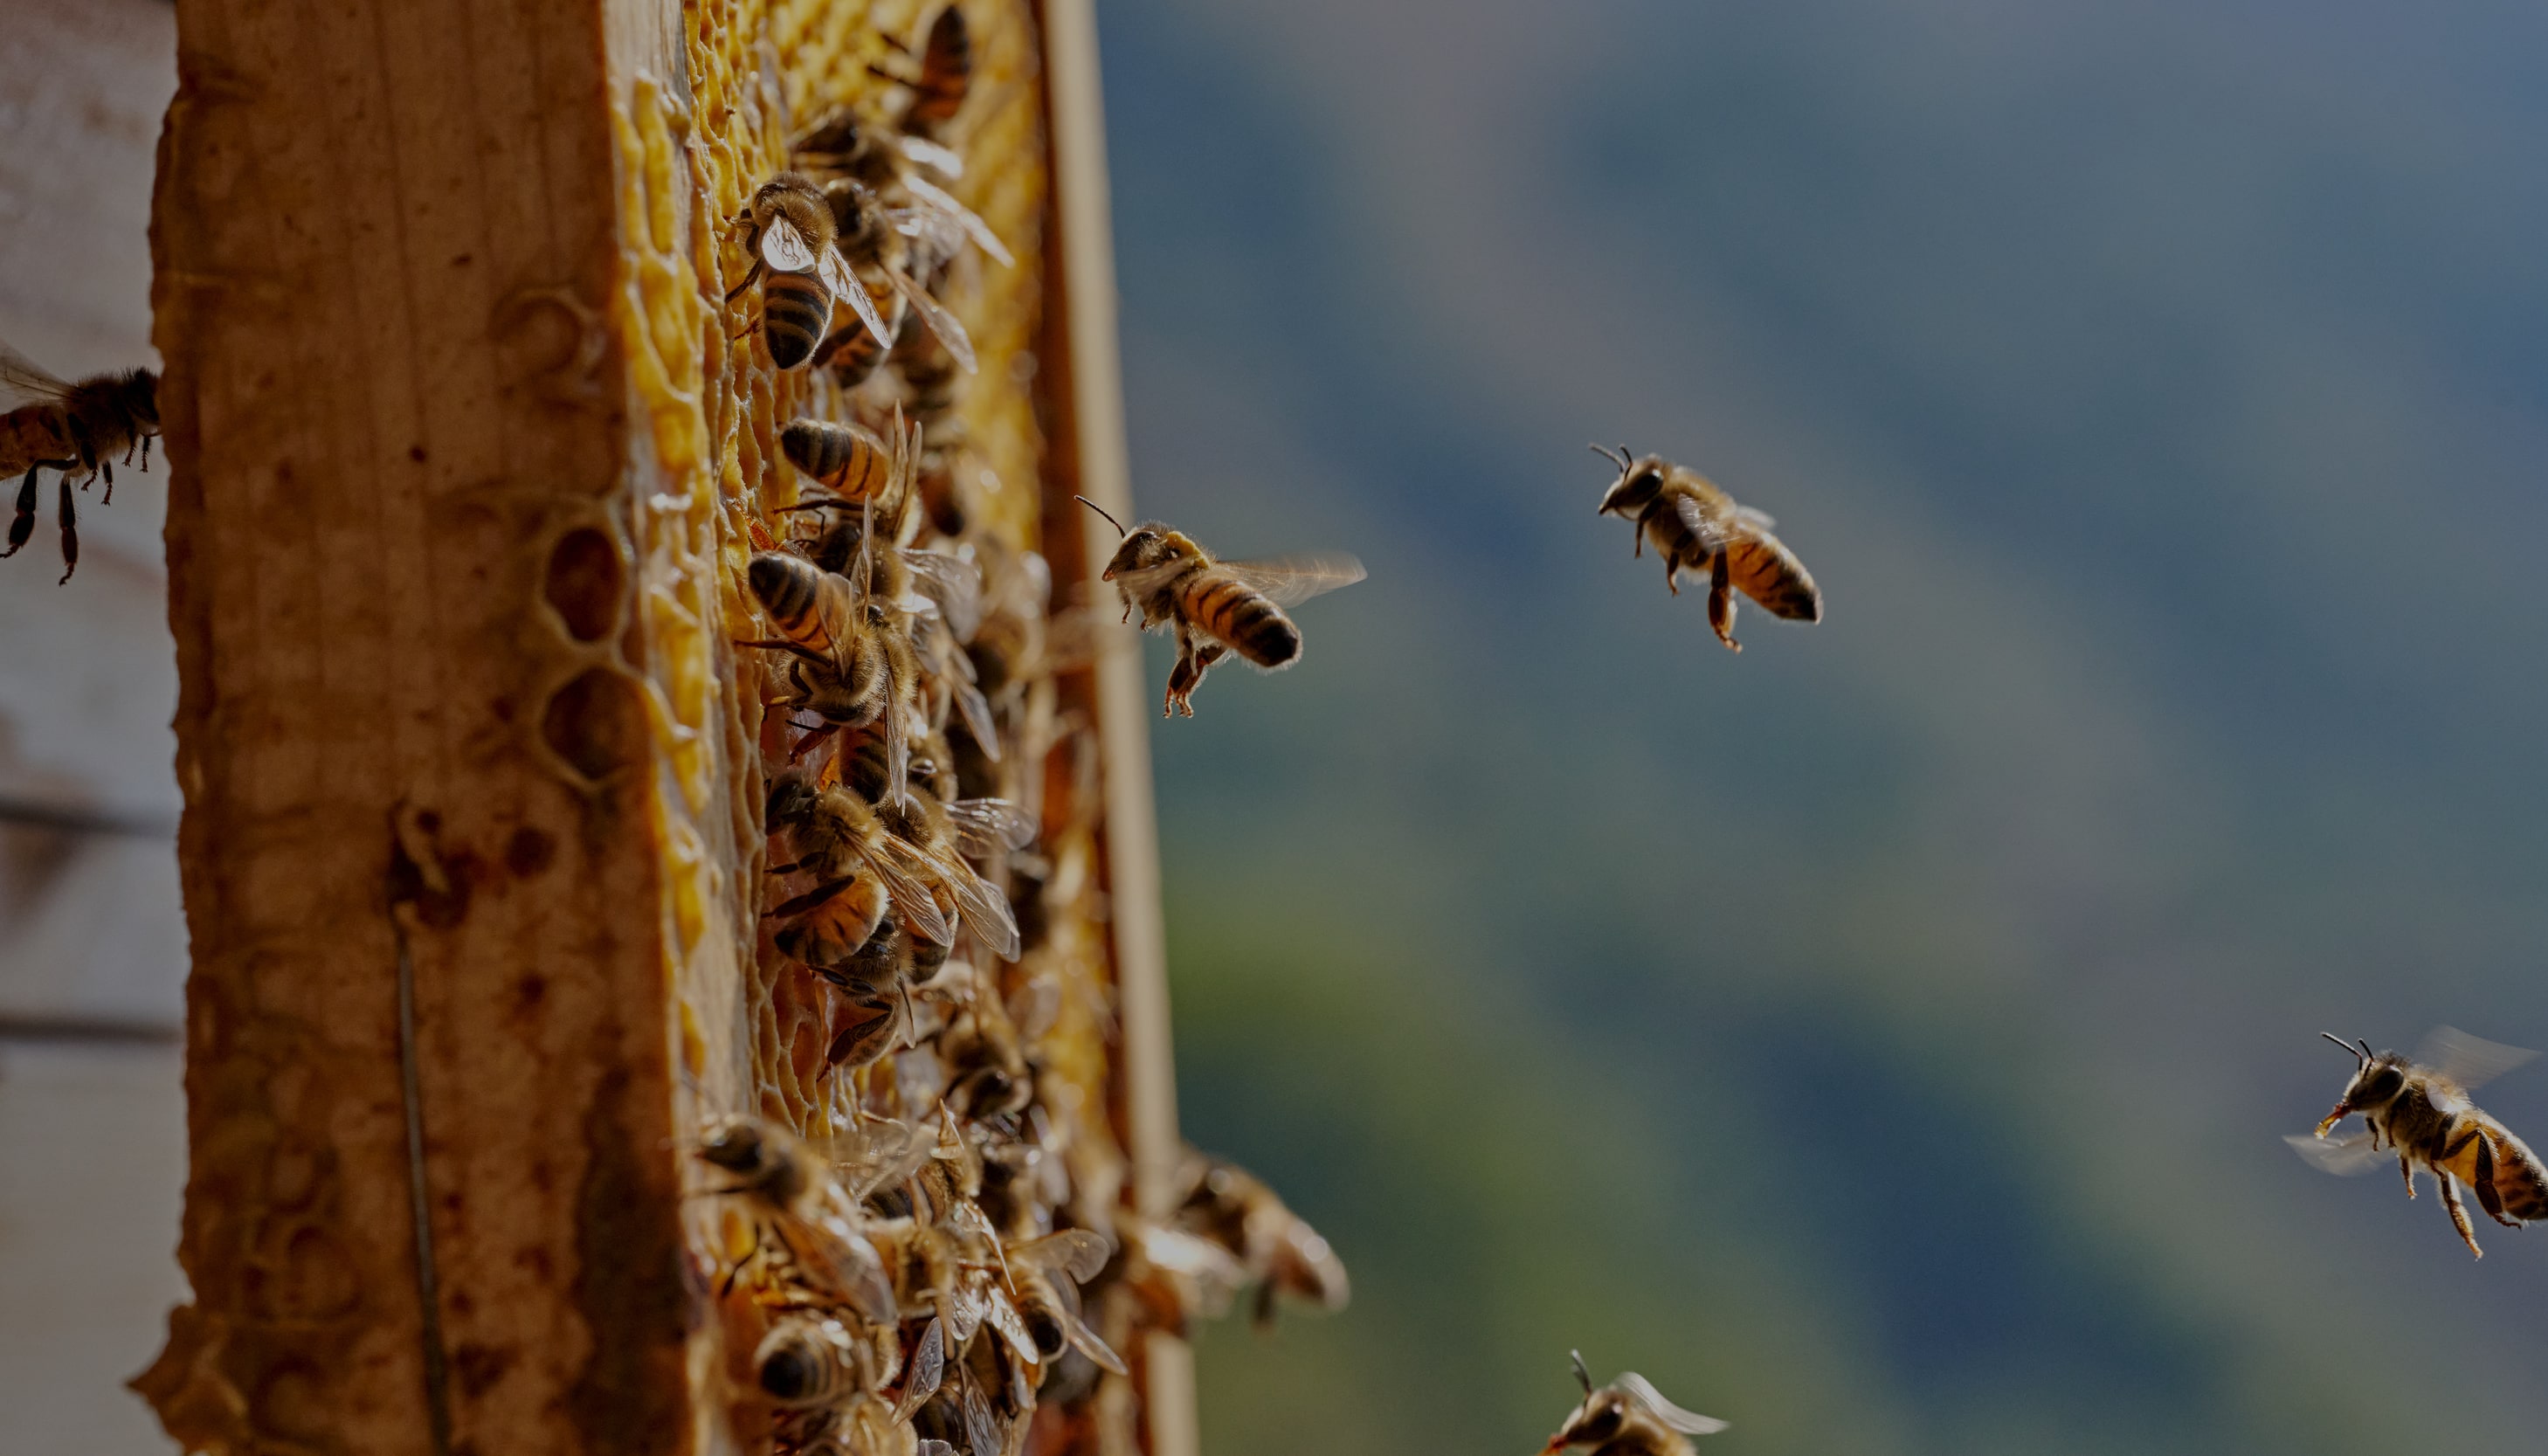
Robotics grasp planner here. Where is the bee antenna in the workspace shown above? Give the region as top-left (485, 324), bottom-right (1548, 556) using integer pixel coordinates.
top-left (2322, 1032), bottom-right (2365, 1066)
top-left (1074, 494), bottom-right (1127, 537)
top-left (1570, 1349), bottom-right (1593, 1395)
top-left (2358, 1038), bottom-right (2375, 1063)
top-left (1588, 443), bottom-right (1627, 472)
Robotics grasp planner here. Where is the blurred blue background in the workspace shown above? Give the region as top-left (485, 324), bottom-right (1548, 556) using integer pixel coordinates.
top-left (1091, 2), bottom-right (2548, 1453)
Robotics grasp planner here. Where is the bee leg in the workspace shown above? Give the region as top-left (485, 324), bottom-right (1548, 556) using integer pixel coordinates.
top-left (2, 470), bottom-right (37, 559)
top-left (2438, 1173), bottom-right (2482, 1257)
top-left (1707, 555), bottom-right (1741, 652)
top-left (723, 257), bottom-right (764, 303)
top-left (2399, 1152), bottom-right (2415, 1197)
top-left (1663, 556), bottom-right (1678, 595)
top-left (138, 433), bottom-right (150, 471)
top-left (55, 474), bottom-right (78, 584)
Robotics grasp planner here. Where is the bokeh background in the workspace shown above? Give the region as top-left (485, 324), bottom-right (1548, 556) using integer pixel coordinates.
top-left (1096, 3), bottom-right (2548, 1453)
top-left (10, 2), bottom-right (2548, 1453)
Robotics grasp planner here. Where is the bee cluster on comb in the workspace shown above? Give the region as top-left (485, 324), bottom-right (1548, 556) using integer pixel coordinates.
top-left (650, 5), bottom-right (1348, 1454)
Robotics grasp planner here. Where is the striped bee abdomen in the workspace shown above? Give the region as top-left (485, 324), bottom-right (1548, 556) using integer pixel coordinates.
top-left (2482, 1125), bottom-right (2548, 1221)
top-left (1185, 573), bottom-right (1302, 668)
top-left (781, 418), bottom-right (893, 500)
top-left (749, 551), bottom-right (836, 652)
top-left (758, 272), bottom-right (833, 369)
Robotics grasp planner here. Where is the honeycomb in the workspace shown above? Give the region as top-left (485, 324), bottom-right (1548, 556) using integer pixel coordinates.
top-left (606, 3), bottom-right (1160, 1452)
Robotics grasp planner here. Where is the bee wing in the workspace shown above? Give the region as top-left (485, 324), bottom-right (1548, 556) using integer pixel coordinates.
top-left (900, 174), bottom-right (1015, 267)
top-left (864, 836), bottom-right (955, 946)
top-left (1219, 554), bottom-right (1367, 608)
top-left (1669, 493), bottom-right (1734, 556)
top-left (2416, 1025), bottom-right (2538, 1093)
top-left (760, 214), bottom-right (822, 274)
top-left (1723, 519), bottom-right (1823, 623)
top-left (0, 340), bottom-right (73, 405)
top-left (926, 844), bottom-right (1021, 961)
top-left (885, 264), bottom-right (978, 374)
top-left (1011, 1228), bottom-right (1111, 1285)
top-left (897, 134), bottom-right (965, 178)
top-left (903, 549), bottom-right (984, 641)
top-left (894, 1316), bottom-right (947, 1423)
top-left (1734, 504), bottom-right (1778, 531)
top-left (947, 798), bottom-right (1038, 856)
top-left (949, 678), bottom-right (1003, 763)
top-left (917, 1443), bottom-right (956, 1456)
top-left (824, 1117), bottom-right (935, 1199)
top-left (831, 256), bottom-right (898, 352)
top-left (795, 1212), bottom-right (901, 1324)
top-left (1137, 1225), bottom-right (1246, 1284)
top-left (2284, 1130), bottom-right (2385, 1177)
top-left (1614, 1372), bottom-right (1730, 1435)
top-left (981, 1283), bottom-right (1039, 1365)
top-left (961, 1377), bottom-right (1002, 1456)
top-left (1066, 1315), bottom-right (1130, 1376)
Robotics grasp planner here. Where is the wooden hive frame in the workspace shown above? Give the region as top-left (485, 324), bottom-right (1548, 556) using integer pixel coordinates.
top-left (131, 1), bottom-right (1193, 1453)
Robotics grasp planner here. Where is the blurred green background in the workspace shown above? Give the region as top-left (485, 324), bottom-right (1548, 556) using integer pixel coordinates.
top-left (1091, 2), bottom-right (2548, 1453)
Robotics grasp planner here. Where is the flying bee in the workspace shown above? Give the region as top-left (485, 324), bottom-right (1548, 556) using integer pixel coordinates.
top-left (695, 1116), bottom-right (899, 1324)
top-left (1078, 497), bottom-right (1364, 718)
top-left (1173, 1151), bottom-right (1349, 1327)
top-left (0, 344), bottom-right (159, 584)
top-left (1591, 445), bottom-right (1822, 652)
top-left (1543, 1351), bottom-right (1729, 1454)
top-left (871, 6), bottom-right (974, 139)
top-left (727, 172), bottom-right (880, 370)
top-left (1004, 1228), bottom-right (1127, 1375)
top-left (2289, 1026), bottom-right (2548, 1258)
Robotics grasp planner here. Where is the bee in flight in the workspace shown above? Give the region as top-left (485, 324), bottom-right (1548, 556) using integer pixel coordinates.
top-left (1077, 497), bottom-right (1363, 717)
top-left (728, 172), bottom-right (882, 370)
top-left (1543, 1351), bottom-right (1728, 1454)
top-left (1591, 445), bottom-right (1820, 652)
top-left (0, 342), bottom-right (159, 583)
top-left (2289, 1026), bottom-right (2548, 1258)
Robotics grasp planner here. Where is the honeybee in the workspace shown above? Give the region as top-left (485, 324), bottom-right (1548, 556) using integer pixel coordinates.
top-left (695, 1116), bottom-right (899, 1324)
top-left (1543, 1351), bottom-right (1729, 1453)
top-left (0, 345), bottom-right (159, 584)
top-left (1004, 1228), bottom-right (1127, 1374)
top-left (728, 173), bottom-right (882, 370)
top-left (742, 549), bottom-right (893, 734)
top-left (768, 763), bottom-right (956, 953)
top-left (872, 6), bottom-right (974, 139)
top-left (755, 1312), bottom-right (897, 1411)
top-left (1172, 1151), bottom-right (1349, 1327)
top-left (782, 417), bottom-right (902, 507)
top-left (1591, 445), bottom-right (1822, 652)
top-left (820, 176), bottom-right (983, 376)
top-left (2289, 1026), bottom-right (2548, 1258)
top-left (1078, 498), bottom-right (1364, 718)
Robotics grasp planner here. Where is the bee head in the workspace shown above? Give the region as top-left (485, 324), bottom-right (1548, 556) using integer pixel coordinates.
top-left (1546, 1354), bottom-right (1626, 1452)
top-left (755, 1329), bottom-right (824, 1403)
top-left (766, 765), bottom-right (822, 828)
top-left (1021, 1301), bottom-right (1069, 1359)
top-left (1101, 525), bottom-right (1196, 582)
top-left (120, 370), bottom-right (161, 433)
top-left (2317, 1032), bottom-right (2408, 1133)
top-left (821, 177), bottom-right (885, 249)
top-left (696, 1116), bottom-right (774, 1178)
top-left (1591, 444), bottom-right (1668, 518)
